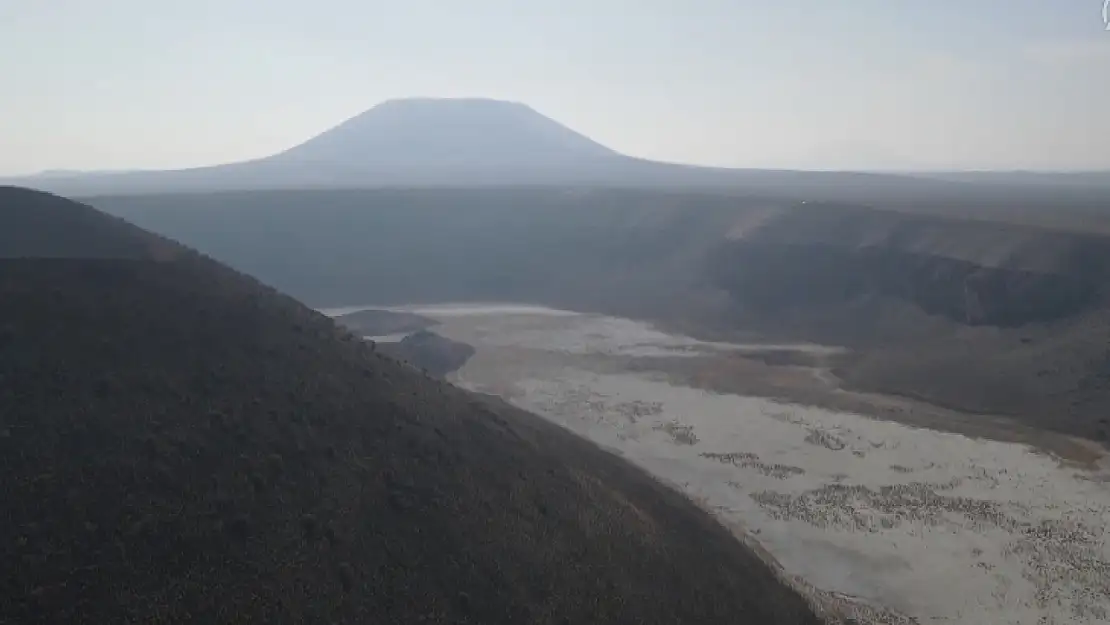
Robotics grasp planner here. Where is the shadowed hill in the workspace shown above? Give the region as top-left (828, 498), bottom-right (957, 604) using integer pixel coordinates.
top-left (0, 187), bottom-right (821, 624)
top-left (0, 185), bottom-right (183, 260)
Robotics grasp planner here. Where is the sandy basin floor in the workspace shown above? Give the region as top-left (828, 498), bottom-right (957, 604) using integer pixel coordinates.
top-left (331, 304), bottom-right (1110, 624)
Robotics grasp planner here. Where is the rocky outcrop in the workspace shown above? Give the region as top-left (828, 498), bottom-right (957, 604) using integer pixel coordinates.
top-left (378, 330), bottom-right (476, 377)
top-left (711, 242), bottom-right (1101, 327)
top-left (334, 309), bottom-right (438, 336)
top-left (709, 203), bottom-right (1110, 328)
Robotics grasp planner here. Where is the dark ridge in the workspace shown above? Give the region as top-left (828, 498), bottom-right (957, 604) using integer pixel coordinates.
top-left (0, 187), bottom-right (820, 624)
top-left (0, 186), bottom-right (182, 259)
top-left (708, 202), bottom-right (1110, 327)
top-left (710, 244), bottom-right (1102, 328)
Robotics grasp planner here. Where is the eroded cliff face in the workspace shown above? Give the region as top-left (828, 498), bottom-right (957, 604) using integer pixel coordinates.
top-left (90, 189), bottom-right (1110, 440)
top-left (709, 204), bottom-right (1110, 330)
top-left (95, 189), bottom-right (1110, 334)
top-left (700, 204), bottom-right (1110, 441)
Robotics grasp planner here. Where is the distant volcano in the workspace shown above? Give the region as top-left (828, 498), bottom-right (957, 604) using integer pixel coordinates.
top-left (270, 97), bottom-right (623, 170)
top-left (9, 97), bottom-right (952, 197)
top-left (238, 97), bottom-right (651, 186)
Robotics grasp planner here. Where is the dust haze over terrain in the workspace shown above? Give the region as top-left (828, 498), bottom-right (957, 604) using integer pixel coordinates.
top-left (5, 23), bottom-right (1110, 623)
top-left (76, 101), bottom-right (1110, 447)
top-left (10, 97), bottom-right (1110, 201)
top-left (0, 98), bottom-right (972, 198)
top-left (6, 2), bottom-right (1109, 176)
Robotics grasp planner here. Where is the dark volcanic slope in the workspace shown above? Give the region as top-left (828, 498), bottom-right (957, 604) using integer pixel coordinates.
top-left (0, 187), bottom-right (820, 624)
top-left (0, 186), bottom-right (180, 259)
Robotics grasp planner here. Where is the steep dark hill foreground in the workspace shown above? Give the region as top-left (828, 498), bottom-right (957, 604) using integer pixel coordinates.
top-left (89, 187), bottom-right (1110, 443)
top-left (0, 185), bottom-right (182, 260)
top-left (0, 187), bottom-right (820, 624)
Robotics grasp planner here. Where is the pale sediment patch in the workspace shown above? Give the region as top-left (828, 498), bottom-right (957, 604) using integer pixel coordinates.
top-left (425, 305), bottom-right (1110, 624)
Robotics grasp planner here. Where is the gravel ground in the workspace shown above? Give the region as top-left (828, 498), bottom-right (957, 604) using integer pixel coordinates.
top-left (407, 304), bottom-right (1110, 625)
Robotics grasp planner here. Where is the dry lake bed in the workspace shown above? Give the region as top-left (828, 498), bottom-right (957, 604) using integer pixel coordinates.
top-left (324, 303), bottom-right (1110, 625)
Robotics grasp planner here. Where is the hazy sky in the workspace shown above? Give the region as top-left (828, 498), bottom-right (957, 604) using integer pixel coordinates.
top-left (2, 1), bottom-right (1108, 175)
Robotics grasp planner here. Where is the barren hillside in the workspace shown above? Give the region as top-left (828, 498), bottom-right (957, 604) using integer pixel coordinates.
top-left (0, 187), bottom-right (821, 624)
